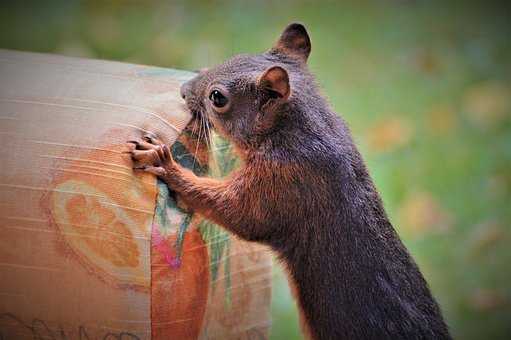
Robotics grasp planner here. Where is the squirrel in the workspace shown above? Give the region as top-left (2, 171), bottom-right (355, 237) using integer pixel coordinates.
top-left (127, 23), bottom-right (451, 340)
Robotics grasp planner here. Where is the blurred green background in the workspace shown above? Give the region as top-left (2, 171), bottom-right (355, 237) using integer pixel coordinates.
top-left (1, 0), bottom-right (510, 339)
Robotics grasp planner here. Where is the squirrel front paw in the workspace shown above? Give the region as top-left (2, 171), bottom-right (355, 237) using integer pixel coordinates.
top-left (127, 133), bottom-right (177, 178)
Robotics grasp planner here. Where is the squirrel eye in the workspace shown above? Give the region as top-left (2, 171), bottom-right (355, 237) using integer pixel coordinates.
top-left (209, 90), bottom-right (228, 108)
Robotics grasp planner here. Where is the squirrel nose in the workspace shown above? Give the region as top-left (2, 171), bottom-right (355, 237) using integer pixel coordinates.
top-left (180, 81), bottom-right (191, 100)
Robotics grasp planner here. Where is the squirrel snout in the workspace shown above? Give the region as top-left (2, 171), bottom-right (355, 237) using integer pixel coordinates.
top-left (180, 81), bottom-right (191, 100)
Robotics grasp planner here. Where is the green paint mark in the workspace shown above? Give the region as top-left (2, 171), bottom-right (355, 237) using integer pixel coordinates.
top-left (155, 131), bottom-right (237, 301)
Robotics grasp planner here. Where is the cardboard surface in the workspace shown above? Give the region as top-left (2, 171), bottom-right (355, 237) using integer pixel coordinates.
top-left (0, 50), bottom-right (271, 339)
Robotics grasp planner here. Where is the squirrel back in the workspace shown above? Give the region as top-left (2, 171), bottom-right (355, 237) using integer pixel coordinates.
top-left (133, 23), bottom-right (451, 340)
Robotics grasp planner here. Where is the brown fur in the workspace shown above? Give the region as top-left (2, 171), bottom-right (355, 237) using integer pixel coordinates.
top-left (128, 23), bottom-right (451, 340)
top-left (285, 264), bottom-right (316, 340)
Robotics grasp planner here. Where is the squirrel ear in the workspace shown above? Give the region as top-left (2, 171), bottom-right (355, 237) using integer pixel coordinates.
top-left (272, 22), bottom-right (311, 62)
top-left (257, 66), bottom-right (290, 100)
top-left (255, 66), bottom-right (290, 132)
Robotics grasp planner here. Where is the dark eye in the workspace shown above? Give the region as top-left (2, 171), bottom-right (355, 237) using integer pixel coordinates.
top-left (209, 90), bottom-right (228, 108)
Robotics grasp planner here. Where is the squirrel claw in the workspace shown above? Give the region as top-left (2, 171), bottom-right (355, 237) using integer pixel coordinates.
top-left (127, 136), bottom-right (175, 175)
top-left (143, 133), bottom-right (159, 143)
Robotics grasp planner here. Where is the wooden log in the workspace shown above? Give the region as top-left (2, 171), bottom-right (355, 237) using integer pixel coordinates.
top-left (0, 49), bottom-right (271, 340)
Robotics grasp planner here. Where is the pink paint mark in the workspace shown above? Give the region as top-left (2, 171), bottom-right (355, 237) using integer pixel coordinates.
top-left (152, 227), bottom-right (181, 269)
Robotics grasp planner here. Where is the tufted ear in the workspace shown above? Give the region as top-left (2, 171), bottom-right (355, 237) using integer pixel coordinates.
top-left (272, 22), bottom-right (311, 63)
top-left (257, 66), bottom-right (290, 100)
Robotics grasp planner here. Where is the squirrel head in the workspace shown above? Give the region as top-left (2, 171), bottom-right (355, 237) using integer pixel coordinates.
top-left (180, 23), bottom-right (313, 152)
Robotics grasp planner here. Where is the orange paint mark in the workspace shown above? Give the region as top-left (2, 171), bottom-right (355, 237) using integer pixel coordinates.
top-left (151, 226), bottom-right (209, 339)
top-left (43, 142), bottom-right (157, 291)
top-left (66, 194), bottom-right (139, 268)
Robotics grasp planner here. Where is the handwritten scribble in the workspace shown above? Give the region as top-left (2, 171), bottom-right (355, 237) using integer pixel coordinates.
top-left (0, 313), bottom-right (141, 340)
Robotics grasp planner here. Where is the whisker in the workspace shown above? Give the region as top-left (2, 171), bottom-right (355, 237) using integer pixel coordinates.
top-left (191, 115), bottom-right (199, 137)
top-left (205, 121), bottom-right (220, 175)
top-left (192, 115), bottom-right (203, 170)
top-left (200, 116), bottom-right (209, 155)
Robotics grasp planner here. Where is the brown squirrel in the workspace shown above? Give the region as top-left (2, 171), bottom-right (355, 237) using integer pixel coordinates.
top-left (128, 23), bottom-right (451, 340)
